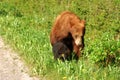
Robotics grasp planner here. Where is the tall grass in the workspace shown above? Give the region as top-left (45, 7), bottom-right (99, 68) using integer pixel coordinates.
top-left (0, 0), bottom-right (120, 80)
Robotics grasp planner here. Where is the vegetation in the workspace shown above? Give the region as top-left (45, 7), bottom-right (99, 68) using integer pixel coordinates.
top-left (0, 0), bottom-right (120, 80)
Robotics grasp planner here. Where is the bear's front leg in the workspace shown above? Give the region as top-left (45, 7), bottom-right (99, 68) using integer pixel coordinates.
top-left (73, 42), bottom-right (81, 60)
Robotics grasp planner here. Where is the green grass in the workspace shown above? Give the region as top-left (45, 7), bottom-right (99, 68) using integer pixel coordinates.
top-left (0, 0), bottom-right (120, 80)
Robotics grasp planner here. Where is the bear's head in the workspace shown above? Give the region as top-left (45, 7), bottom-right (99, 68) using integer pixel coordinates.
top-left (70, 20), bottom-right (85, 46)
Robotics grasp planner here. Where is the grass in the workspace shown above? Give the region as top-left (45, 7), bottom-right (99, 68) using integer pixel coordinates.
top-left (0, 0), bottom-right (120, 80)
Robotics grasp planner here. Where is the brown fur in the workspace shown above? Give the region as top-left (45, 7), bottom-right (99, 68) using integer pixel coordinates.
top-left (50, 11), bottom-right (85, 60)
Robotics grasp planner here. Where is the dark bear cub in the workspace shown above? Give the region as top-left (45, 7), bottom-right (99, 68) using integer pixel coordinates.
top-left (52, 41), bottom-right (72, 61)
top-left (52, 33), bottom-right (73, 61)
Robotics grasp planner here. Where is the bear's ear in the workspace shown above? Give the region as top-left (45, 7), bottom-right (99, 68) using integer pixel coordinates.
top-left (81, 20), bottom-right (85, 24)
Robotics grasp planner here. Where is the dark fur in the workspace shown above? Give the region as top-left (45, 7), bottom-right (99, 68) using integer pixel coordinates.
top-left (52, 41), bottom-right (72, 61)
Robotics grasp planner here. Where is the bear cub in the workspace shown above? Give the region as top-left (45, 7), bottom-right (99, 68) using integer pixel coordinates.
top-left (52, 41), bottom-right (72, 61)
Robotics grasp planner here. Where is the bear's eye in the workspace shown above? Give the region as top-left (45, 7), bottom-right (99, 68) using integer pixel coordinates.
top-left (75, 35), bottom-right (78, 38)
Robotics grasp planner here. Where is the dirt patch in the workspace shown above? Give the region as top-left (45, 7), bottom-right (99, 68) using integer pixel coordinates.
top-left (0, 37), bottom-right (39, 80)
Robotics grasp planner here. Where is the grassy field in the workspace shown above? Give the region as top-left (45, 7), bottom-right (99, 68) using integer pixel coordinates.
top-left (0, 0), bottom-right (120, 80)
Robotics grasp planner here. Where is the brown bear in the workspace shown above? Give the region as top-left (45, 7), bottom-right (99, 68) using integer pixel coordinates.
top-left (50, 11), bottom-right (85, 60)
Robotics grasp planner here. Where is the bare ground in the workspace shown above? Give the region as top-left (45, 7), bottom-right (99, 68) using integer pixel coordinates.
top-left (0, 37), bottom-right (40, 80)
